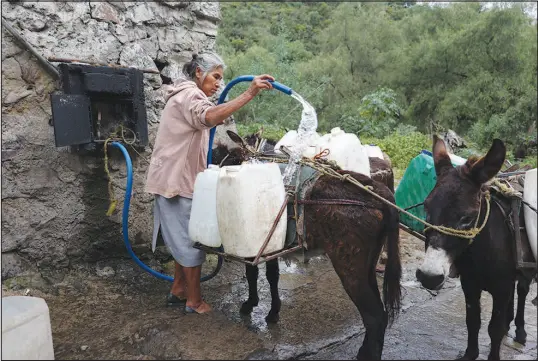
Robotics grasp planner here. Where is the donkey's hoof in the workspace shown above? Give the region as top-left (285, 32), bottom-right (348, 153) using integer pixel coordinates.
top-left (265, 311), bottom-right (279, 324)
top-left (456, 350), bottom-right (478, 360)
top-left (515, 329), bottom-right (527, 345)
top-left (356, 346), bottom-right (370, 360)
top-left (240, 299), bottom-right (258, 315)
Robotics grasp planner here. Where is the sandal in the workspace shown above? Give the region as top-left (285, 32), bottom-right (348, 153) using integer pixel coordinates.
top-left (185, 302), bottom-right (212, 314)
top-left (166, 293), bottom-right (187, 307)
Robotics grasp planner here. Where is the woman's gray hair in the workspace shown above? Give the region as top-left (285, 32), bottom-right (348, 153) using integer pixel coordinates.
top-left (182, 52), bottom-right (226, 83)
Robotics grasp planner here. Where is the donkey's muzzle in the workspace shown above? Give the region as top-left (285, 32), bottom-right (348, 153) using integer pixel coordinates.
top-left (416, 268), bottom-right (445, 291)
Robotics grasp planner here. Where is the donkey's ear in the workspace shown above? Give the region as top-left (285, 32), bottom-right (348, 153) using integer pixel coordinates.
top-left (469, 139), bottom-right (506, 185)
top-left (226, 130), bottom-right (247, 148)
top-left (432, 134), bottom-right (453, 177)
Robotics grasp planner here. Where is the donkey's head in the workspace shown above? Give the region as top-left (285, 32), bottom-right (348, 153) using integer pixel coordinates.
top-left (416, 135), bottom-right (506, 290)
top-left (211, 130), bottom-right (278, 167)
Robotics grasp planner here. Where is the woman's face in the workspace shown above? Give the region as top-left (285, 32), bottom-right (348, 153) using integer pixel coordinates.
top-left (196, 66), bottom-right (224, 97)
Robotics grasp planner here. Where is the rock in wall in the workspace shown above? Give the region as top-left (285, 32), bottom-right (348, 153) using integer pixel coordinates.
top-left (1, 1), bottom-right (222, 283)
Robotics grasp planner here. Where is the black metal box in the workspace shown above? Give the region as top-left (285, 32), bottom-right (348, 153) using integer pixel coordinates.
top-left (50, 94), bottom-right (92, 147)
top-left (50, 63), bottom-right (148, 148)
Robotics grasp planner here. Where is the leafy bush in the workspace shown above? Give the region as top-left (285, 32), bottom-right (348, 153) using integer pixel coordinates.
top-left (236, 122), bottom-right (287, 142)
top-left (361, 131), bottom-right (431, 170)
top-left (520, 156), bottom-right (537, 168)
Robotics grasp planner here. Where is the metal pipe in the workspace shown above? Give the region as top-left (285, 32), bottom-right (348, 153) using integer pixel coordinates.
top-left (260, 245), bottom-right (303, 264)
top-left (399, 223), bottom-right (426, 242)
top-left (252, 195), bottom-right (290, 265)
top-left (497, 170), bottom-right (530, 178)
top-left (48, 56), bottom-right (161, 74)
top-left (1, 17), bottom-right (60, 79)
top-left (193, 244), bottom-right (257, 266)
top-left (193, 243), bottom-right (303, 266)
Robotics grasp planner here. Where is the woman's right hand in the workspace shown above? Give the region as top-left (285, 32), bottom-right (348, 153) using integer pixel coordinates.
top-left (247, 74), bottom-right (275, 97)
top-left (205, 74), bottom-right (275, 127)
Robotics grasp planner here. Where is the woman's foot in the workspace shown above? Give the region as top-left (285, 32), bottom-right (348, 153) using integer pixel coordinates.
top-left (166, 292), bottom-right (187, 307)
top-left (185, 301), bottom-right (212, 314)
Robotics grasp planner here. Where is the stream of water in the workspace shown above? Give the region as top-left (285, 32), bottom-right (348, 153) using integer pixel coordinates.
top-left (281, 91), bottom-right (318, 185)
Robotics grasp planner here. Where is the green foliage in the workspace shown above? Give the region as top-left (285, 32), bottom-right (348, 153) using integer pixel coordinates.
top-left (236, 123), bottom-right (286, 142)
top-left (520, 156), bottom-right (538, 168)
top-left (361, 131), bottom-right (431, 170)
top-left (217, 2), bottom-right (537, 157)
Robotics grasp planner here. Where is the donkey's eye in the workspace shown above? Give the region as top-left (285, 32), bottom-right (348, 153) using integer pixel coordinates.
top-left (459, 215), bottom-right (474, 227)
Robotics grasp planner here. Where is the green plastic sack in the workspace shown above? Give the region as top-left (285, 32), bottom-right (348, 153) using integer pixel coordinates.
top-left (395, 151), bottom-right (463, 233)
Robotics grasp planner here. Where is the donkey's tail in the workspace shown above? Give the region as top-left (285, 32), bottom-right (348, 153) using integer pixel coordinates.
top-left (382, 199), bottom-right (402, 325)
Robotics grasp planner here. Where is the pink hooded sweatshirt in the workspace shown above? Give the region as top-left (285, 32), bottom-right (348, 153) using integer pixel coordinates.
top-left (145, 80), bottom-right (215, 199)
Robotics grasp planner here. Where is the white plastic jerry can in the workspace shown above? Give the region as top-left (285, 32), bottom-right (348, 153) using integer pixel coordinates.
top-left (315, 127), bottom-right (371, 177)
top-left (216, 163), bottom-right (287, 258)
top-left (1, 296), bottom-right (55, 360)
top-left (274, 130), bottom-right (298, 154)
top-left (188, 165), bottom-right (222, 248)
top-left (523, 168), bottom-right (537, 261)
top-left (275, 130), bottom-right (320, 159)
top-left (366, 145), bottom-right (384, 160)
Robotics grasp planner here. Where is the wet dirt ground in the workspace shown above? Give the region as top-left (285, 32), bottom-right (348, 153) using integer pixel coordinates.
top-left (3, 233), bottom-right (537, 360)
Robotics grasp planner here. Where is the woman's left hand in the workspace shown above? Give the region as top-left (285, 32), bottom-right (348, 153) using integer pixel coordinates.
top-left (247, 74), bottom-right (275, 97)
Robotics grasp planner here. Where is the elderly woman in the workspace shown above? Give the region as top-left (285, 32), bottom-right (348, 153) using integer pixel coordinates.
top-left (145, 52), bottom-right (274, 314)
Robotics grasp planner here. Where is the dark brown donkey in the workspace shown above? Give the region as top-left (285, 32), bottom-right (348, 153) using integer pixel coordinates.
top-left (211, 133), bottom-right (401, 360)
top-left (416, 136), bottom-right (536, 360)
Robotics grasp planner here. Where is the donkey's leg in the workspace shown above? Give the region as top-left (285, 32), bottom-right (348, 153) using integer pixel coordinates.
top-left (514, 276), bottom-right (531, 345)
top-left (505, 284), bottom-right (515, 334)
top-left (240, 262), bottom-right (259, 315)
top-left (487, 289), bottom-right (512, 360)
top-left (327, 249), bottom-right (386, 360)
top-left (265, 258), bottom-right (281, 323)
top-left (356, 269), bottom-right (388, 360)
top-left (459, 275), bottom-right (482, 360)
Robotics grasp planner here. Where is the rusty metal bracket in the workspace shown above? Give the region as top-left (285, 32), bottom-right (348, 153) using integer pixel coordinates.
top-left (193, 244), bottom-right (303, 267)
top-left (252, 195), bottom-right (291, 265)
top-left (192, 194), bottom-right (305, 266)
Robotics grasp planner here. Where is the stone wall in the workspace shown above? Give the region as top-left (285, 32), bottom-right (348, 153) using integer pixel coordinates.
top-left (1, 1), bottom-right (228, 284)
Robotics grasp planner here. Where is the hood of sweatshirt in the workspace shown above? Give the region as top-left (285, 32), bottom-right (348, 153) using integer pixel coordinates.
top-left (163, 79), bottom-right (201, 103)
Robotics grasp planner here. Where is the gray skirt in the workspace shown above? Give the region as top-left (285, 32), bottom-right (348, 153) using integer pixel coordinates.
top-left (152, 195), bottom-right (206, 267)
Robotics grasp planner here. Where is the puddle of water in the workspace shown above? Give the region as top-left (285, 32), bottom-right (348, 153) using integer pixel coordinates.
top-left (280, 260), bottom-right (300, 274)
top-left (504, 337), bottom-right (538, 353)
top-left (512, 354), bottom-right (538, 360)
top-left (279, 274), bottom-right (314, 291)
top-left (401, 280), bottom-right (421, 288)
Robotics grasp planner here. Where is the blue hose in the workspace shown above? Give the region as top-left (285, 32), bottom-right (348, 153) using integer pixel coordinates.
top-left (207, 75), bottom-right (293, 165)
top-left (110, 141), bottom-right (223, 283)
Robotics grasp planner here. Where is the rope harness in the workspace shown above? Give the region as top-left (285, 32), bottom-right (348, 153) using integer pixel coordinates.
top-left (297, 154), bottom-right (492, 243)
top-left (103, 131), bottom-right (534, 245)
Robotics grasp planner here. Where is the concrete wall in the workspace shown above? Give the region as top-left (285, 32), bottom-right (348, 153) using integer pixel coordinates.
top-left (1, 1), bottom-right (225, 285)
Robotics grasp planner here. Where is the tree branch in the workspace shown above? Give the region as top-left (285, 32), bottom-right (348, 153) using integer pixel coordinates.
top-left (329, 81), bottom-right (346, 99)
top-left (342, 19), bottom-right (355, 77)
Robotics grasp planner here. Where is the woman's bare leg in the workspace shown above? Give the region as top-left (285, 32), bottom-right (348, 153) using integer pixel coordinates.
top-left (184, 265), bottom-right (211, 313)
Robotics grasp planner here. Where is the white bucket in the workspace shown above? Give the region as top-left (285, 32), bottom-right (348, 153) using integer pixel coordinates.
top-left (2, 296), bottom-right (55, 360)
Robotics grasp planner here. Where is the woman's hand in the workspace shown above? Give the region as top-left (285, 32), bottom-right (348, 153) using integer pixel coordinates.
top-left (247, 74), bottom-right (275, 97)
top-left (205, 74), bottom-right (276, 127)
